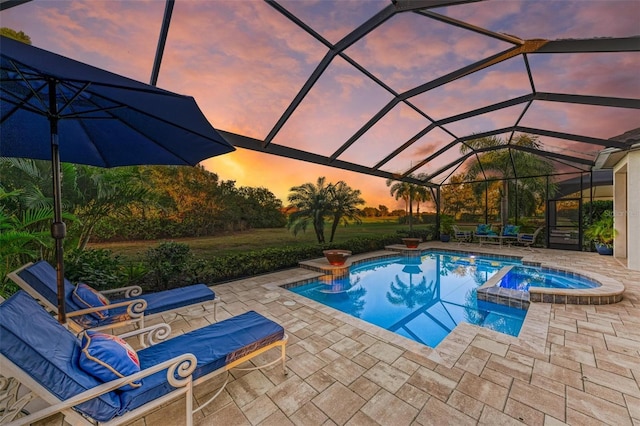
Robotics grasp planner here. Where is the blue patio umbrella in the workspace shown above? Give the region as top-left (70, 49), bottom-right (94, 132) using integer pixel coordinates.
top-left (0, 36), bottom-right (235, 323)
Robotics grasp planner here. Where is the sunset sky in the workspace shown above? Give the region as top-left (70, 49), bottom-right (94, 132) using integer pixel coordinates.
top-left (1, 0), bottom-right (638, 209)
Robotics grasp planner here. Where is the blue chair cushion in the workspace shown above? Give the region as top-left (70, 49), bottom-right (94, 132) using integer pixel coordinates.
top-left (18, 261), bottom-right (216, 329)
top-left (73, 285), bottom-right (217, 330)
top-left (119, 310), bottom-right (285, 413)
top-left (475, 224), bottom-right (491, 235)
top-left (0, 291), bottom-right (122, 422)
top-left (79, 331), bottom-right (141, 391)
top-left (521, 234), bottom-right (534, 241)
top-left (502, 225), bottom-right (520, 237)
top-left (111, 284), bottom-right (215, 316)
top-left (73, 283), bottom-right (110, 320)
top-left (16, 260), bottom-right (84, 312)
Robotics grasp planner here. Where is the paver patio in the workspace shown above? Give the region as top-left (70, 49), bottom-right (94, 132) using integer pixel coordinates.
top-left (32, 243), bottom-right (639, 425)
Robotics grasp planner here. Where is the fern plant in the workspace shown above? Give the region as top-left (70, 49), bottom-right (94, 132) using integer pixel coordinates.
top-left (584, 212), bottom-right (617, 248)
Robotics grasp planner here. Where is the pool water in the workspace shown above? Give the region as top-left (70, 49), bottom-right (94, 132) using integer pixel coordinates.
top-left (289, 251), bottom-right (527, 348)
top-left (499, 266), bottom-right (600, 291)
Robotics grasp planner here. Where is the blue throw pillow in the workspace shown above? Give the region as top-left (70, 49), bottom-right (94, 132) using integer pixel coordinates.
top-left (72, 283), bottom-right (110, 320)
top-left (476, 224), bottom-right (491, 235)
top-left (503, 225), bottom-right (520, 236)
top-left (79, 331), bottom-right (141, 390)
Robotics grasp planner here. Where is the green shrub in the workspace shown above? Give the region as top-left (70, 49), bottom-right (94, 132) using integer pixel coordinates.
top-left (195, 234), bottom-right (400, 284)
top-left (396, 227), bottom-right (435, 241)
top-left (144, 241), bottom-right (205, 290)
top-left (62, 233), bottom-right (427, 293)
top-left (583, 200), bottom-right (614, 227)
top-left (64, 248), bottom-right (125, 290)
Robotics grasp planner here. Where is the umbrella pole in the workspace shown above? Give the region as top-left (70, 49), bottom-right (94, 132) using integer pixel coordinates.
top-left (51, 139), bottom-right (66, 324)
top-left (49, 80), bottom-right (67, 324)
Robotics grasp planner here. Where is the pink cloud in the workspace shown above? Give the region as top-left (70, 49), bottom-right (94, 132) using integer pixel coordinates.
top-left (32, 1), bottom-right (161, 82)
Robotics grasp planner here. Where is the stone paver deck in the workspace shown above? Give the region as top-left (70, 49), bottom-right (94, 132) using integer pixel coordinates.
top-left (35, 243), bottom-right (639, 425)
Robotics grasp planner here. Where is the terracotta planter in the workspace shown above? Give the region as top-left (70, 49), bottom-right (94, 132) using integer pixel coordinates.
top-left (401, 238), bottom-right (421, 248)
top-left (323, 249), bottom-right (352, 266)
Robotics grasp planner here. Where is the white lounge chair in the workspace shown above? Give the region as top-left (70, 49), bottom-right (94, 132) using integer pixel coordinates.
top-left (0, 291), bottom-right (287, 426)
top-left (8, 261), bottom-right (219, 334)
top-left (452, 225), bottom-right (473, 245)
top-left (517, 226), bottom-right (544, 251)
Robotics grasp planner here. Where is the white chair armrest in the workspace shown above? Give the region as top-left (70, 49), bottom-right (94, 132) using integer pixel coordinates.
top-left (66, 298), bottom-right (148, 321)
top-left (4, 353), bottom-right (197, 426)
top-left (118, 323), bottom-right (172, 347)
top-left (100, 285), bottom-right (143, 298)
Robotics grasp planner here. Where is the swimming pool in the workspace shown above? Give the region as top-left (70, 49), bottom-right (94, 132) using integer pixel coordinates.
top-left (498, 266), bottom-right (601, 291)
top-left (289, 251), bottom-right (527, 348)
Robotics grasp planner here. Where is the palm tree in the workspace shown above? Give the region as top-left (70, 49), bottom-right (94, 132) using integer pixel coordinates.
top-left (287, 177), bottom-right (332, 243)
top-left (327, 181), bottom-right (365, 243)
top-left (412, 173), bottom-right (432, 220)
top-left (386, 176), bottom-right (432, 229)
top-left (0, 189), bottom-right (51, 295)
top-left (0, 158), bottom-right (79, 256)
top-left (386, 179), bottom-right (413, 229)
top-left (0, 157), bottom-right (78, 214)
top-left (460, 134), bottom-right (554, 225)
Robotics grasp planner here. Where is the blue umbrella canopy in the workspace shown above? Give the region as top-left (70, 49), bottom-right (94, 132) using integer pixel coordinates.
top-left (0, 36), bottom-right (234, 166)
top-left (0, 36), bottom-right (235, 322)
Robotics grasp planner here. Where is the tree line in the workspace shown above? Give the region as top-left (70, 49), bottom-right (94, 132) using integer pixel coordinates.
top-left (1, 159), bottom-right (287, 244)
top-left (0, 159), bottom-right (286, 279)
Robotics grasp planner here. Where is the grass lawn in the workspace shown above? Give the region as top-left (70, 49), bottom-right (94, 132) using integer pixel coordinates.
top-left (89, 218), bottom-right (434, 261)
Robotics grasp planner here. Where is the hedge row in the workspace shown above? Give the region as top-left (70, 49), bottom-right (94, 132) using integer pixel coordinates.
top-left (190, 233), bottom-right (404, 286)
top-left (65, 233), bottom-right (426, 294)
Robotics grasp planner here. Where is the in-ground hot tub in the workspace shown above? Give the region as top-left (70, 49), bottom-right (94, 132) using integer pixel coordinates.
top-left (477, 264), bottom-right (624, 307)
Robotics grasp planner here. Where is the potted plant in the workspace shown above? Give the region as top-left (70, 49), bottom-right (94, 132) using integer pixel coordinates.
top-left (584, 212), bottom-right (617, 255)
top-left (439, 214), bottom-right (454, 243)
top-left (401, 237), bottom-right (421, 248)
top-left (323, 249), bottom-right (352, 265)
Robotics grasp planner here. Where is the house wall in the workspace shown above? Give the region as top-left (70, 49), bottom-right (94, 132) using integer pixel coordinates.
top-left (613, 163), bottom-right (627, 259)
top-left (614, 151), bottom-right (640, 271)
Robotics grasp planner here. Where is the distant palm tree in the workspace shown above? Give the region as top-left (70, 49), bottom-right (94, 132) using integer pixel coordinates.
top-left (386, 179), bottom-right (413, 229)
top-left (412, 173), bottom-right (432, 219)
top-left (460, 134), bottom-right (554, 225)
top-left (327, 181), bottom-right (365, 243)
top-left (386, 176), bottom-right (432, 230)
top-left (287, 177), bottom-right (331, 243)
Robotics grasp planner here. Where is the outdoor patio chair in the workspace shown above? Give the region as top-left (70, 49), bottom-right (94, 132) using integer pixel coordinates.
top-left (474, 223), bottom-right (494, 245)
top-left (517, 226), bottom-right (544, 251)
top-left (452, 225), bottom-right (473, 245)
top-left (477, 224), bottom-right (519, 247)
top-left (0, 291), bottom-right (287, 426)
top-left (500, 224), bottom-right (520, 245)
top-left (8, 260), bottom-right (219, 334)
